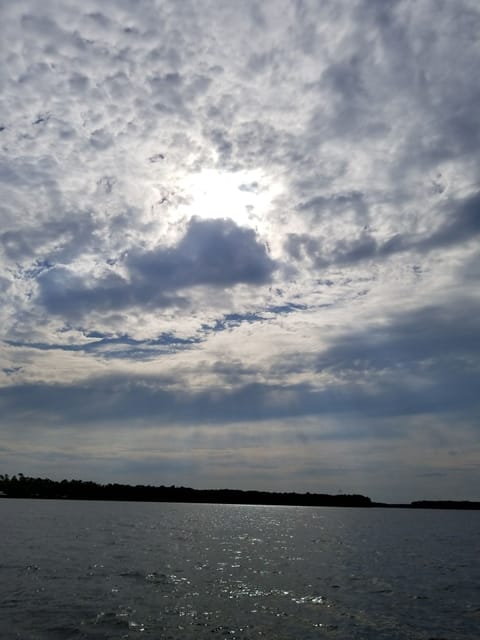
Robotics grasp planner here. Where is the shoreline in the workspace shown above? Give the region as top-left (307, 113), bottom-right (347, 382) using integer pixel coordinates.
top-left (1, 475), bottom-right (479, 510)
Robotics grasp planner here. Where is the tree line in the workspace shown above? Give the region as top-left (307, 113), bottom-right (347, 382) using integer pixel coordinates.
top-left (0, 473), bottom-right (372, 507)
top-left (2, 474), bottom-right (478, 508)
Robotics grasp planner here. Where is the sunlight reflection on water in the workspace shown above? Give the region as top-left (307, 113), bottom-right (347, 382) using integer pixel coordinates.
top-left (0, 500), bottom-right (479, 639)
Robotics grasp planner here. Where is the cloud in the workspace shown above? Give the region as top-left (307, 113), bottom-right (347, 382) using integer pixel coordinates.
top-left (286, 191), bottom-right (480, 267)
top-left (128, 217), bottom-right (276, 288)
top-left (1, 0), bottom-right (479, 499)
top-left (316, 301), bottom-right (480, 374)
top-left (5, 331), bottom-right (202, 361)
top-left (3, 294), bottom-right (480, 429)
top-left (0, 376), bottom-right (412, 427)
top-left (36, 217), bottom-right (276, 318)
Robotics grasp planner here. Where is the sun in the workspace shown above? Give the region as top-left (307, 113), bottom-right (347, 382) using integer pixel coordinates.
top-left (176, 168), bottom-right (280, 229)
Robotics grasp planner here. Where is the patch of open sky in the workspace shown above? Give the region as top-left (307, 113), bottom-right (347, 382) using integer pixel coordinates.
top-left (4, 332), bottom-right (203, 355)
top-left (202, 304), bottom-right (308, 334)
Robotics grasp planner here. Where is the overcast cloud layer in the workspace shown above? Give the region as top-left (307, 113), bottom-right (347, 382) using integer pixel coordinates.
top-left (1, 0), bottom-right (479, 502)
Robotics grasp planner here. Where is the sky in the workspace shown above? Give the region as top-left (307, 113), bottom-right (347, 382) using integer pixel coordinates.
top-left (1, 0), bottom-right (479, 503)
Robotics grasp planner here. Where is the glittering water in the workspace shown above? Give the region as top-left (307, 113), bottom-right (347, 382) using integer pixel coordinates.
top-left (1, 500), bottom-right (479, 639)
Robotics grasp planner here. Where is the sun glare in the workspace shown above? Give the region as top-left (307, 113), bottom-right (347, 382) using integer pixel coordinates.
top-left (177, 168), bottom-right (280, 229)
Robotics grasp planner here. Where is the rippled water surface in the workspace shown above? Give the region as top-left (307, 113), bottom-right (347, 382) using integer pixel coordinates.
top-left (1, 500), bottom-right (479, 639)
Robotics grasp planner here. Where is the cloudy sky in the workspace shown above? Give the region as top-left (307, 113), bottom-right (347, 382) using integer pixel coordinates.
top-left (1, 0), bottom-right (479, 502)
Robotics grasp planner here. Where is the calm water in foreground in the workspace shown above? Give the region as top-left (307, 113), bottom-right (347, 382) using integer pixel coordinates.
top-left (0, 500), bottom-right (479, 639)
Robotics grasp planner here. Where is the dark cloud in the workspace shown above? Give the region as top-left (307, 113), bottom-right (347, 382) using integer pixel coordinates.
top-left (1, 350), bottom-right (478, 430)
top-left (462, 254), bottom-right (480, 282)
top-left (308, 301), bottom-right (480, 425)
top-left (286, 191), bottom-right (480, 267)
top-left (37, 217), bottom-right (276, 317)
top-left (417, 191), bottom-right (480, 251)
top-left (129, 217), bottom-right (276, 288)
top-left (6, 299), bottom-right (480, 428)
top-left (0, 377), bottom-right (361, 427)
top-left (316, 300), bottom-right (480, 375)
top-left (37, 268), bottom-right (153, 318)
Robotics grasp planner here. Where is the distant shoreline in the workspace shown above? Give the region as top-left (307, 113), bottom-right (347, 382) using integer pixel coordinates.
top-left (1, 474), bottom-right (479, 510)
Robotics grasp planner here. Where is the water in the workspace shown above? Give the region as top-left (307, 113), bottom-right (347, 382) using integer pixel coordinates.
top-left (1, 500), bottom-right (479, 639)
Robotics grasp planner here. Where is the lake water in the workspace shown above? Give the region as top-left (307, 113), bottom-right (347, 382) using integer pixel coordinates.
top-left (0, 500), bottom-right (479, 639)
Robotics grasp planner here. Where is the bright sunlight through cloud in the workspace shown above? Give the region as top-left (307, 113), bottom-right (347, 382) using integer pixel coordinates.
top-left (177, 169), bottom-right (282, 230)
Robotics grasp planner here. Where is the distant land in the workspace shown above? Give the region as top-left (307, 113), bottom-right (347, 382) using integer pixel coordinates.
top-left (1, 474), bottom-right (479, 510)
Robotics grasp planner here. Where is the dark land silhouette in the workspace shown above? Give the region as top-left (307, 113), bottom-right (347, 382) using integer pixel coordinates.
top-left (0, 474), bottom-right (479, 509)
